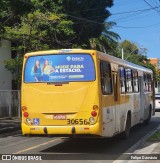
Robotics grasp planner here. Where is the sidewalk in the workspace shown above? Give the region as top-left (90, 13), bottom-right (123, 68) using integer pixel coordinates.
top-left (0, 117), bottom-right (21, 134)
top-left (128, 125), bottom-right (160, 154)
top-left (114, 125), bottom-right (160, 162)
top-left (126, 125), bottom-right (160, 162)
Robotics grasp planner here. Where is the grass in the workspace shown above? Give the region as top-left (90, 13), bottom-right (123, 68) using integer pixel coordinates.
top-left (148, 131), bottom-right (160, 141)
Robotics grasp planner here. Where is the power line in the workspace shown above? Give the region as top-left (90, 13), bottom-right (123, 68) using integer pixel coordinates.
top-left (65, 6), bottom-right (159, 21)
top-left (65, 6), bottom-right (105, 14)
top-left (67, 6), bottom-right (160, 24)
top-left (144, 0), bottom-right (156, 8)
top-left (112, 10), bottom-right (153, 23)
top-left (75, 6), bottom-right (158, 20)
top-left (81, 6), bottom-right (160, 25)
top-left (66, 12), bottom-right (160, 29)
top-left (143, 0), bottom-right (160, 15)
top-left (110, 7), bottom-right (154, 22)
top-left (148, 0), bottom-right (160, 12)
top-left (2, 0), bottom-right (160, 30)
top-left (111, 6), bottom-right (160, 15)
top-left (66, 14), bottom-right (104, 25)
top-left (115, 21), bottom-right (160, 28)
top-left (114, 0), bottom-right (140, 7)
top-left (64, 4), bottom-right (159, 15)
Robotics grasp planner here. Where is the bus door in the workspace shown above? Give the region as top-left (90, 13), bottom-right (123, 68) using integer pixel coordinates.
top-left (112, 71), bottom-right (119, 133)
top-left (139, 76), bottom-right (145, 121)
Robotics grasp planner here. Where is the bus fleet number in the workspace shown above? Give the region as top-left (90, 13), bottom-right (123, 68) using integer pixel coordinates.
top-left (67, 119), bottom-right (88, 125)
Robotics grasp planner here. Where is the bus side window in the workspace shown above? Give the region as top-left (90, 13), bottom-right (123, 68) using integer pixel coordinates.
top-left (133, 70), bottom-right (139, 92)
top-left (118, 66), bottom-right (126, 93)
top-left (148, 74), bottom-right (152, 92)
top-left (125, 68), bottom-right (133, 93)
top-left (100, 61), bottom-right (112, 95)
top-left (143, 73), bottom-right (148, 91)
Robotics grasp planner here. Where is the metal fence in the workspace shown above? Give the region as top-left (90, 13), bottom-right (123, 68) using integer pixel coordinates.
top-left (0, 90), bottom-right (21, 118)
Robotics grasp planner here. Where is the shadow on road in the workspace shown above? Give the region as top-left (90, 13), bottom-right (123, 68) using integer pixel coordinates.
top-left (40, 122), bottom-right (158, 153)
top-left (42, 137), bottom-right (121, 154)
top-left (40, 134), bottom-right (124, 160)
top-left (38, 121), bottom-right (159, 159)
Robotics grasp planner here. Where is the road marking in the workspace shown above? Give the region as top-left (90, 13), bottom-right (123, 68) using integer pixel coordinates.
top-left (13, 138), bottom-right (61, 154)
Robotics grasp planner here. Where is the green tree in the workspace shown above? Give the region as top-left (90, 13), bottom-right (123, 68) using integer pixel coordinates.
top-left (0, 0), bottom-right (117, 87)
top-left (0, 0), bottom-right (75, 87)
top-left (118, 40), bottom-right (157, 79)
top-left (89, 22), bottom-right (120, 54)
top-left (63, 0), bottom-right (114, 48)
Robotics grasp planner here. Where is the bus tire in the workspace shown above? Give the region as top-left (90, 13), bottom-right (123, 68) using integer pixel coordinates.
top-left (144, 106), bottom-right (152, 125)
top-left (122, 113), bottom-right (131, 139)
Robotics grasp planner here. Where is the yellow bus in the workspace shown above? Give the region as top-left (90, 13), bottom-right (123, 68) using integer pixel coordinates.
top-left (21, 49), bottom-right (155, 138)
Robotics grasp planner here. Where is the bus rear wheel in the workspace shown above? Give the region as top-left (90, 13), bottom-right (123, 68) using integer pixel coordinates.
top-left (144, 106), bottom-right (152, 125)
top-left (122, 114), bottom-right (131, 139)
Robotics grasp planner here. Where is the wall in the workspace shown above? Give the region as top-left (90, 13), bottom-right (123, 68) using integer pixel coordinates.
top-left (149, 58), bottom-right (160, 93)
top-left (149, 58), bottom-right (158, 70)
top-left (0, 39), bottom-right (12, 90)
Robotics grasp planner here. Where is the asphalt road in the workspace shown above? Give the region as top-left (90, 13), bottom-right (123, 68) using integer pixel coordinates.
top-left (0, 112), bottom-right (160, 161)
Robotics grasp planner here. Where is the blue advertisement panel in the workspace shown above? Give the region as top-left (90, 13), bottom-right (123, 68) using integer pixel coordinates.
top-left (24, 54), bottom-right (95, 83)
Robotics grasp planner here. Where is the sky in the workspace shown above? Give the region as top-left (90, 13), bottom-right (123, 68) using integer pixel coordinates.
top-left (108, 0), bottom-right (160, 58)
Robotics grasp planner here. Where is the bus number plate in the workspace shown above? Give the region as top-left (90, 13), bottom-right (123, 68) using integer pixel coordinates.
top-left (54, 114), bottom-right (66, 120)
top-left (67, 119), bottom-right (88, 125)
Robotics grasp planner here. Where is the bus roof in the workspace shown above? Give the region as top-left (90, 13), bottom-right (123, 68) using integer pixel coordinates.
top-left (97, 51), bottom-right (152, 74)
top-left (25, 49), bottom-right (152, 74)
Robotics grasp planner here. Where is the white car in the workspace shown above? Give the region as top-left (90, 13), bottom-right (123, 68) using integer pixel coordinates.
top-left (155, 94), bottom-right (160, 111)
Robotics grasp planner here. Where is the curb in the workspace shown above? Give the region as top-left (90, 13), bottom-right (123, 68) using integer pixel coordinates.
top-left (125, 125), bottom-right (160, 154)
top-left (112, 125), bottom-right (160, 162)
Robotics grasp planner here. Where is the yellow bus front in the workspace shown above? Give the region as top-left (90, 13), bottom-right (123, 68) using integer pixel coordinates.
top-left (21, 50), bottom-right (102, 136)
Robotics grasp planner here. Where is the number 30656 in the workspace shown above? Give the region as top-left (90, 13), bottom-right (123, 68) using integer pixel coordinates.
top-left (67, 119), bottom-right (88, 125)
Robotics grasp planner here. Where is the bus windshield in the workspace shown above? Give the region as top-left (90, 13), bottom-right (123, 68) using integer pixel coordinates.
top-left (24, 53), bottom-right (95, 83)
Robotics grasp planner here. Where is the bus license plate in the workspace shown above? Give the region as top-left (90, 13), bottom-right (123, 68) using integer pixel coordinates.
top-left (53, 114), bottom-right (66, 120)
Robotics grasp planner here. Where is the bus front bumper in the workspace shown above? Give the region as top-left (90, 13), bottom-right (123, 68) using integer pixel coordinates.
top-left (21, 123), bottom-right (101, 136)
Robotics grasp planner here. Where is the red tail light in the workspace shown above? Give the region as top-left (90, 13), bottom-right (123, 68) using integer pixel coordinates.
top-left (23, 112), bottom-right (29, 118)
top-left (91, 111), bottom-right (97, 117)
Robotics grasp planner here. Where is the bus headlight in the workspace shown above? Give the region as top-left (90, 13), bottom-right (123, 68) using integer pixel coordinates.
top-left (89, 117), bottom-right (95, 123)
top-left (26, 118), bottom-right (31, 124)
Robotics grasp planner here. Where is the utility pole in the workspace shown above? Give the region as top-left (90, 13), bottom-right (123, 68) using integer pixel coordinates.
top-left (122, 48), bottom-right (124, 60)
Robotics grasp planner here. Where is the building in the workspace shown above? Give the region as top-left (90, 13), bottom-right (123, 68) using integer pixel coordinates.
top-left (148, 58), bottom-right (160, 71)
top-left (149, 58), bottom-right (160, 93)
top-left (0, 39), bottom-right (12, 90)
